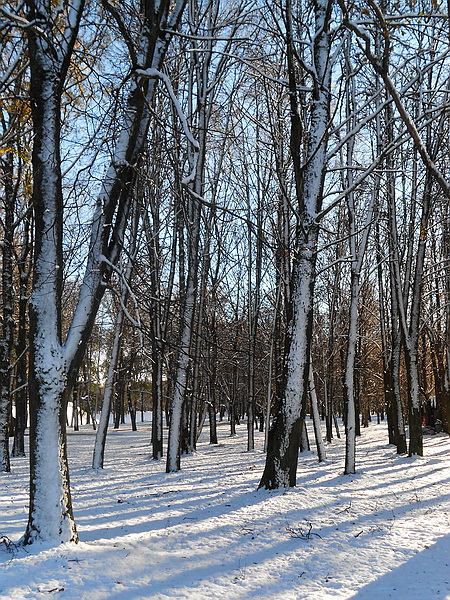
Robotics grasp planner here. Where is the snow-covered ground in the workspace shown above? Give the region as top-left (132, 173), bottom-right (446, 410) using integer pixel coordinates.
top-left (2, 419), bottom-right (450, 599)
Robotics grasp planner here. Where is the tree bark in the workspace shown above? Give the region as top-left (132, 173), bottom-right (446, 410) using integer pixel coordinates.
top-left (309, 366), bottom-right (326, 462)
top-left (23, 0), bottom-right (187, 544)
top-left (0, 147), bottom-right (15, 472)
top-left (259, 0), bottom-right (332, 489)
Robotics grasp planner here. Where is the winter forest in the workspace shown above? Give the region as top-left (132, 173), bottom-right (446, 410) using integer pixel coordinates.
top-left (2, 0), bottom-right (450, 596)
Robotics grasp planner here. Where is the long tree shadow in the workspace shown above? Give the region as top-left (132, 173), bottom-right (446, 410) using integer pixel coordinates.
top-left (349, 532), bottom-right (450, 599)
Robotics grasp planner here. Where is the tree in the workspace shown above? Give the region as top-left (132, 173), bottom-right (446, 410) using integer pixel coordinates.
top-left (340, 0), bottom-right (450, 457)
top-left (92, 211), bottom-right (138, 469)
top-left (0, 7), bottom-right (32, 469)
top-left (22, 0), bottom-right (187, 545)
top-left (259, 0), bottom-right (334, 489)
top-left (341, 37), bottom-right (377, 474)
top-left (166, 0), bottom-right (245, 472)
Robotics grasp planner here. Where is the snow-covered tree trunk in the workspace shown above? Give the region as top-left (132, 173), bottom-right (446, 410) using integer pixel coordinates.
top-left (386, 184), bottom-right (407, 452)
top-left (342, 41), bottom-right (358, 476)
top-left (188, 240), bottom-right (213, 454)
top-left (343, 201), bottom-right (376, 474)
top-left (166, 228), bottom-right (200, 471)
top-left (324, 236), bottom-right (343, 444)
top-left (376, 220), bottom-right (406, 453)
top-left (92, 204), bottom-right (138, 469)
top-left (166, 72), bottom-right (204, 472)
top-left (22, 0), bottom-right (187, 544)
top-left (25, 122), bottom-right (73, 539)
top-left (259, 0), bottom-right (332, 489)
top-left (246, 145), bottom-right (263, 452)
top-left (309, 366), bottom-right (326, 462)
top-left (342, 38), bottom-right (376, 474)
top-left (376, 98), bottom-right (406, 455)
top-left (343, 270), bottom-right (358, 475)
top-left (166, 0), bottom-right (224, 472)
top-left (22, 0), bottom-right (84, 543)
top-left (92, 301), bottom-right (125, 470)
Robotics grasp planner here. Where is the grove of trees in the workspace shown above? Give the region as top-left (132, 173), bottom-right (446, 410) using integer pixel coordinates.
top-left (1, 0), bottom-right (450, 544)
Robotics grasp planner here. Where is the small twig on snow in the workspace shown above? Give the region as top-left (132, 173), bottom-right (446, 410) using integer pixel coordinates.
top-left (286, 521), bottom-right (322, 540)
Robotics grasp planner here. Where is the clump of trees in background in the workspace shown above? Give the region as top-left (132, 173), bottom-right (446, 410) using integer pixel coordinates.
top-left (1, 0), bottom-right (450, 544)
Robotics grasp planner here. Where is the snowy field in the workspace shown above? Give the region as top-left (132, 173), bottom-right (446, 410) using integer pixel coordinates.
top-left (2, 419), bottom-right (450, 599)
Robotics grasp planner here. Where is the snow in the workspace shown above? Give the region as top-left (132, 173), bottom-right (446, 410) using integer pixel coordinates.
top-left (2, 420), bottom-right (450, 599)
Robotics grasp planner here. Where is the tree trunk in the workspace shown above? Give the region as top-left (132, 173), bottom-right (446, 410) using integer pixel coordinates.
top-left (259, 0), bottom-right (332, 489)
top-left (12, 248), bottom-right (30, 457)
top-left (72, 380), bottom-right (79, 432)
top-left (208, 402), bottom-right (218, 444)
top-left (128, 390), bottom-right (137, 432)
top-left (22, 19), bottom-right (78, 539)
top-left (344, 271), bottom-right (358, 475)
top-left (92, 303), bottom-right (125, 469)
top-left (23, 0), bottom-right (187, 544)
top-left (309, 369), bottom-right (326, 462)
top-left (0, 148), bottom-right (14, 472)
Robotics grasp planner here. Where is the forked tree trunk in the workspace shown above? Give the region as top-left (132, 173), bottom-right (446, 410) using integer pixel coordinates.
top-left (23, 0), bottom-right (187, 544)
top-left (22, 7), bottom-right (79, 537)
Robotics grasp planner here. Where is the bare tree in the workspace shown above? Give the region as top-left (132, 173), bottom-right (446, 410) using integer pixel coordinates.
top-left (341, 37), bottom-right (378, 475)
top-left (92, 211), bottom-right (139, 469)
top-left (21, 0), bottom-right (187, 545)
top-left (0, 10), bottom-right (31, 469)
top-left (259, 0), bottom-right (334, 489)
top-left (166, 0), bottom-right (245, 472)
top-left (340, 0), bottom-right (450, 456)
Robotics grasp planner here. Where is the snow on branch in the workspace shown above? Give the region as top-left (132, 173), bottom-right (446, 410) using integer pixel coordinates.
top-left (98, 255), bottom-right (142, 332)
top-left (0, 6), bottom-right (39, 30)
top-left (135, 68), bottom-right (199, 185)
top-left (60, 0), bottom-right (85, 61)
